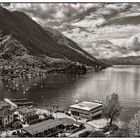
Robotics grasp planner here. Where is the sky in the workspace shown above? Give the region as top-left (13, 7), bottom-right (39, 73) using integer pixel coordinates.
top-left (2, 3), bottom-right (140, 58)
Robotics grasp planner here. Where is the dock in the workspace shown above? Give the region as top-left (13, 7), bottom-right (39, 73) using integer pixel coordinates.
top-left (4, 98), bottom-right (34, 108)
top-left (10, 98), bottom-right (28, 102)
top-left (15, 101), bottom-right (34, 106)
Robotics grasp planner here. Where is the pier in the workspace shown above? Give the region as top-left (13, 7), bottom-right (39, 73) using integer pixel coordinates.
top-left (4, 98), bottom-right (34, 108)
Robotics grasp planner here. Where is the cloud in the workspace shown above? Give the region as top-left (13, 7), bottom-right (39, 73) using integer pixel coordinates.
top-left (2, 3), bottom-right (140, 59)
top-left (79, 37), bottom-right (140, 58)
top-left (1, 3), bottom-right (137, 28)
top-left (3, 3), bottom-right (103, 27)
top-left (79, 43), bottom-right (100, 56)
top-left (121, 36), bottom-right (140, 52)
top-left (72, 18), bottom-right (106, 28)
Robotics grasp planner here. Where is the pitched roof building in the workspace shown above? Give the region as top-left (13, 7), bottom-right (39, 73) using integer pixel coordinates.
top-left (21, 119), bottom-right (64, 136)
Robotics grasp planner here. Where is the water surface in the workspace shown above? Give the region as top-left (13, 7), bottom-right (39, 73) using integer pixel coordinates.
top-left (1, 65), bottom-right (140, 123)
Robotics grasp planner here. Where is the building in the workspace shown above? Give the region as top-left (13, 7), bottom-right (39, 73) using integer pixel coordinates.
top-left (17, 106), bottom-right (36, 119)
top-left (0, 101), bottom-right (14, 127)
top-left (70, 101), bottom-right (102, 119)
top-left (60, 117), bottom-right (82, 128)
top-left (21, 118), bottom-right (83, 137)
top-left (60, 117), bottom-right (83, 133)
top-left (21, 119), bottom-right (64, 137)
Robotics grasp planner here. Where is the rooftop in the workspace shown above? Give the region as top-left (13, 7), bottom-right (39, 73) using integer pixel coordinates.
top-left (22, 119), bottom-right (63, 135)
top-left (70, 101), bottom-right (102, 111)
top-left (60, 117), bottom-right (81, 126)
top-left (17, 106), bottom-right (36, 114)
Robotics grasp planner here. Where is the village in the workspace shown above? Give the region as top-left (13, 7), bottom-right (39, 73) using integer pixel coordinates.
top-left (0, 97), bottom-right (121, 138)
top-left (0, 93), bottom-right (127, 138)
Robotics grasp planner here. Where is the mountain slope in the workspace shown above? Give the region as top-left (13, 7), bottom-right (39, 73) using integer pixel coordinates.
top-left (0, 7), bottom-right (108, 75)
top-left (44, 27), bottom-right (109, 67)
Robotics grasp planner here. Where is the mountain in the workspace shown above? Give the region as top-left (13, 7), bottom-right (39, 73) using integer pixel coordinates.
top-left (0, 7), bottom-right (109, 79)
top-left (102, 56), bottom-right (140, 65)
top-left (44, 27), bottom-right (108, 67)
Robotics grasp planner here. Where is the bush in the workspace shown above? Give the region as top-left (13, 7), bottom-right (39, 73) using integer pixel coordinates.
top-left (102, 124), bottom-right (118, 133)
top-left (12, 131), bottom-right (17, 135)
top-left (79, 131), bottom-right (92, 137)
top-left (109, 124), bottom-right (118, 133)
top-left (89, 131), bottom-right (106, 137)
top-left (28, 118), bottom-right (42, 125)
top-left (109, 128), bottom-right (130, 137)
top-left (14, 114), bottom-right (18, 117)
top-left (0, 124), bottom-right (4, 131)
top-left (79, 130), bottom-right (106, 137)
top-left (14, 117), bottom-right (19, 122)
top-left (12, 121), bottom-right (22, 129)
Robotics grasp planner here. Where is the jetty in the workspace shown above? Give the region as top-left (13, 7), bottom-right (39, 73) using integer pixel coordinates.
top-left (4, 98), bottom-right (34, 108)
top-left (10, 98), bottom-right (28, 102)
top-left (14, 101), bottom-right (34, 106)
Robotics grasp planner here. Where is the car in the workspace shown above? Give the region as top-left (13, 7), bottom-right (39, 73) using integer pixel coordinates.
top-left (65, 111), bottom-right (71, 116)
top-left (12, 131), bottom-right (17, 135)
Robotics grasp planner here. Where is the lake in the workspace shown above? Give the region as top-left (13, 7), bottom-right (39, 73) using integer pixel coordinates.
top-left (1, 65), bottom-right (140, 124)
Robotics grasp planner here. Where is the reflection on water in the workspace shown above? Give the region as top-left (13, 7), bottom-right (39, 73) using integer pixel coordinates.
top-left (0, 65), bottom-right (140, 121)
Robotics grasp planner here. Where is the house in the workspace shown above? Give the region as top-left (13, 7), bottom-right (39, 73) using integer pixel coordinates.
top-left (60, 117), bottom-right (83, 133)
top-left (17, 106), bottom-right (36, 119)
top-left (0, 101), bottom-right (14, 127)
top-left (70, 101), bottom-right (102, 119)
top-left (60, 117), bottom-right (82, 128)
top-left (21, 119), bottom-right (64, 137)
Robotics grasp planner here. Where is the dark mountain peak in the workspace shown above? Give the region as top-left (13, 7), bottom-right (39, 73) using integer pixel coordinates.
top-left (0, 7), bottom-right (109, 73)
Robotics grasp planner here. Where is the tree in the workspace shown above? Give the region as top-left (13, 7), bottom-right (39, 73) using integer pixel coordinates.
top-left (55, 105), bottom-right (59, 118)
top-left (128, 110), bottom-right (140, 137)
top-left (102, 93), bottom-right (122, 126)
top-left (12, 121), bottom-right (22, 129)
top-left (45, 104), bottom-right (48, 116)
top-left (89, 131), bottom-right (106, 137)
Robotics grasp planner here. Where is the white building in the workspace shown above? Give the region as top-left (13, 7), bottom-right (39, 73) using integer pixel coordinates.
top-left (70, 101), bottom-right (102, 119)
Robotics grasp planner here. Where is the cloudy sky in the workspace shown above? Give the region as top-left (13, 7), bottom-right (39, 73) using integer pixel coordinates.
top-left (2, 3), bottom-right (140, 58)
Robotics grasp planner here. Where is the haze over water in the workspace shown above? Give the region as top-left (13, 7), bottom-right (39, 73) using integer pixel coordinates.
top-left (1, 65), bottom-right (140, 123)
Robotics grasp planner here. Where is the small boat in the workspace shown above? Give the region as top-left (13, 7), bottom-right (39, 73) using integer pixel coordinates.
top-left (93, 100), bottom-right (102, 104)
top-left (75, 100), bottom-right (79, 104)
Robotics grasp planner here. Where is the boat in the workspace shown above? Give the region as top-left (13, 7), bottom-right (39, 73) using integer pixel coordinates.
top-left (93, 100), bottom-right (102, 104)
